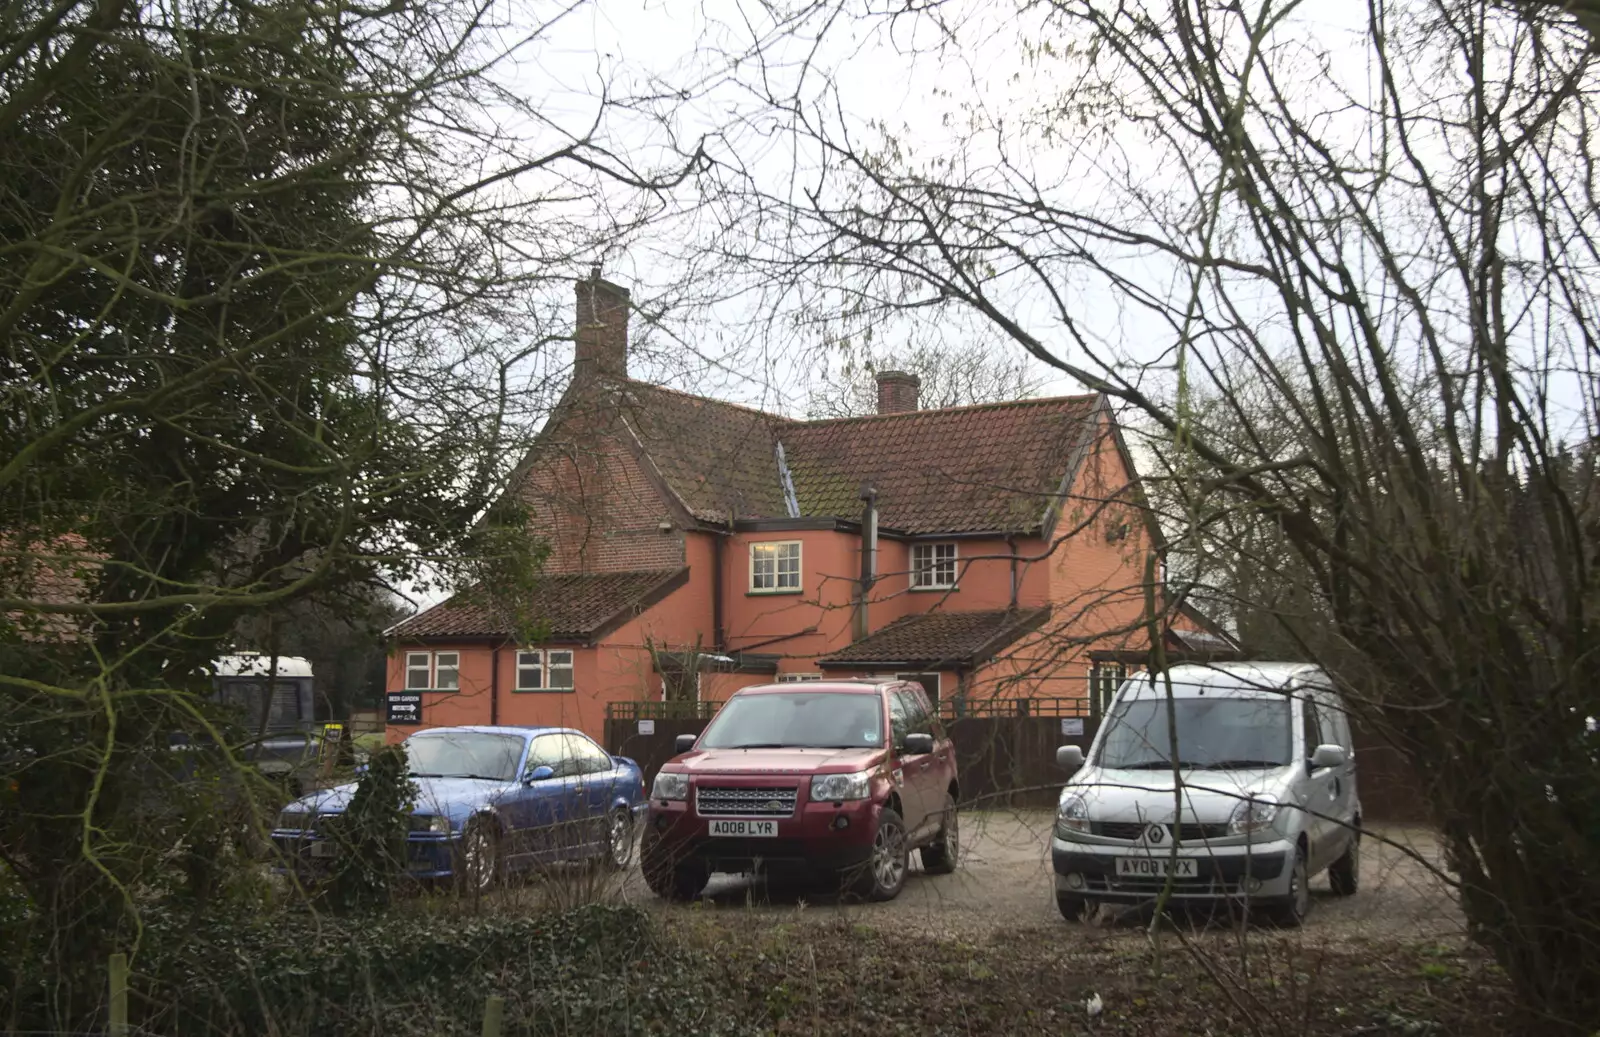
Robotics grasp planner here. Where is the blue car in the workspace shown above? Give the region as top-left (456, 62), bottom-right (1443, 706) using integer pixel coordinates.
top-left (271, 725), bottom-right (647, 889)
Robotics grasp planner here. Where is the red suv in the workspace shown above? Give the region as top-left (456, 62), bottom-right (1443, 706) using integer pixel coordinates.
top-left (640, 679), bottom-right (959, 901)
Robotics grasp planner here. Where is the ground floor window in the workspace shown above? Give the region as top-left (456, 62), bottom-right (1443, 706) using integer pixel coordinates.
top-left (896, 672), bottom-right (940, 704)
top-left (777, 672), bottom-right (823, 682)
top-left (515, 649), bottom-right (575, 692)
top-left (1089, 662), bottom-right (1127, 717)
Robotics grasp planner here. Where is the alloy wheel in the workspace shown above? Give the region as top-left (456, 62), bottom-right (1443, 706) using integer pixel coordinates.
top-left (872, 821), bottom-right (907, 890)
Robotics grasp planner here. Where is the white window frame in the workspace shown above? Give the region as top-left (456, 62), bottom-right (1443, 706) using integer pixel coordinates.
top-left (546, 649), bottom-right (575, 690)
top-left (433, 652), bottom-right (460, 690)
top-left (515, 649), bottom-right (575, 692)
top-left (777, 672), bottom-right (824, 682)
top-left (910, 542), bottom-right (959, 590)
top-left (750, 540), bottom-right (802, 593)
top-left (515, 650), bottom-right (543, 691)
top-left (1090, 662), bottom-right (1127, 716)
top-left (405, 652), bottom-right (432, 690)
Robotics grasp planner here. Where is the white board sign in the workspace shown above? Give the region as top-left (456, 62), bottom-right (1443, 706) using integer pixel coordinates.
top-left (638, 719), bottom-right (656, 736)
top-left (1060, 717), bottom-right (1084, 737)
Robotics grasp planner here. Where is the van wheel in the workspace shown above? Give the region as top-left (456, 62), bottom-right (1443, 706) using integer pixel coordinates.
top-left (851, 808), bottom-right (909, 901)
top-left (1328, 827), bottom-right (1360, 896)
top-left (1274, 844), bottom-right (1311, 927)
top-left (920, 794), bottom-right (959, 875)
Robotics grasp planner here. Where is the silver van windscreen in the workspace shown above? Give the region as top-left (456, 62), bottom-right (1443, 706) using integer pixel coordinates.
top-left (1098, 697), bottom-right (1292, 770)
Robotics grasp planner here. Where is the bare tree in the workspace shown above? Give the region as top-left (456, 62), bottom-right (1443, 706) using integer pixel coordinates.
top-left (693, 0), bottom-right (1600, 1025)
top-left (805, 339), bottom-right (1044, 418)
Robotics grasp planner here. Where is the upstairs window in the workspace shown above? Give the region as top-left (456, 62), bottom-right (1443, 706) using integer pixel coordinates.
top-left (911, 542), bottom-right (958, 589)
top-left (750, 541), bottom-right (802, 592)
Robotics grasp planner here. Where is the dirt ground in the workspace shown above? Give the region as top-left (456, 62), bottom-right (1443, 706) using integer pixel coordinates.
top-left (622, 810), bottom-right (1465, 943)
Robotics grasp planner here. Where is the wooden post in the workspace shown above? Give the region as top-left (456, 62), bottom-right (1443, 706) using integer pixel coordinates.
top-left (481, 994), bottom-right (504, 1037)
top-left (108, 952), bottom-right (128, 1037)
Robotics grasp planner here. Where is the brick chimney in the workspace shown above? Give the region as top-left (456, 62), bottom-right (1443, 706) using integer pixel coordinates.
top-left (574, 267), bottom-right (629, 381)
top-left (875, 370), bottom-right (920, 414)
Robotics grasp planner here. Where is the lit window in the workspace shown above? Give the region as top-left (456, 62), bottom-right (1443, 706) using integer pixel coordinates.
top-left (911, 543), bottom-right (958, 589)
top-left (405, 652), bottom-right (431, 690)
top-left (750, 541), bottom-right (802, 592)
top-left (547, 650), bottom-right (575, 690)
top-left (434, 652), bottom-right (460, 690)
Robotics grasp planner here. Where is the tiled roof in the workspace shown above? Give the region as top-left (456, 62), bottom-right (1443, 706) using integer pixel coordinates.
top-left (817, 607), bottom-right (1051, 667)
top-left (614, 382), bottom-right (792, 523)
top-left (780, 396), bottom-right (1100, 534)
top-left (389, 568), bottom-right (687, 641)
top-left (515, 377), bottom-right (1102, 535)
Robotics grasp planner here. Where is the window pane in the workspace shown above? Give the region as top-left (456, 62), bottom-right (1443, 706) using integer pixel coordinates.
top-left (547, 650), bottom-right (574, 690)
top-left (434, 653), bottom-right (459, 690)
top-left (526, 734), bottom-right (563, 770)
top-left (751, 544), bottom-right (776, 589)
top-left (516, 651), bottom-right (542, 690)
top-left (912, 543), bottom-right (956, 587)
top-left (776, 543), bottom-right (801, 588)
top-left (570, 734), bottom-right (612, 774)
top-left (406, 653), bottom-right (431, 690)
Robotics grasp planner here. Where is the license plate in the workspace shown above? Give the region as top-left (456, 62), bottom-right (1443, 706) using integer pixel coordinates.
top-left (1116, 855), bottom-right (1197, 878)
top-left (310, 839), bottom-right (337, 858)
top-left (708, 819), bottom-right (777, 837)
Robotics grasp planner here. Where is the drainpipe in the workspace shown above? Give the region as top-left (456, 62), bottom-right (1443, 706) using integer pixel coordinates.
top-left (713, 525), bottom-right (727, 651)
top-left (855, 484), bottom-right (878, 642)
top-left (489, 643), bottom-right (500, 725)
top-left (1007, 535), bottom-right (1019, 608)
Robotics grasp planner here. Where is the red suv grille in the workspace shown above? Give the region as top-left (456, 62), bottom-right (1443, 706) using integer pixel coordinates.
top-left (695, 786), bottom-right (798, 817)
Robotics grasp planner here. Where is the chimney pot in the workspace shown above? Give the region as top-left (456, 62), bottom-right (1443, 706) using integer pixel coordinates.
top-left (574, 271), bottom-right (630, 382)
top-left (874, 370), bottom-right (920, 414)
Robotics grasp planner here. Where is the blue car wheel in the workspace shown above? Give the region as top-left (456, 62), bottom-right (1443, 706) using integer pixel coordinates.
top-left (602, 807), bottom-right (634, 871)
top-left (456, 818), bottom-right (500, 893)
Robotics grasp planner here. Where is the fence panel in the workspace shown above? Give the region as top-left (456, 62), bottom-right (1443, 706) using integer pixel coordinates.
top-left (944, 716), bottom-right (1098, 809)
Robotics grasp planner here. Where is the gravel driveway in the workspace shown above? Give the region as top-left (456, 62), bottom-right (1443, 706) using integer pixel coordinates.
top-left (627, 810), bottom-right (1463, 941)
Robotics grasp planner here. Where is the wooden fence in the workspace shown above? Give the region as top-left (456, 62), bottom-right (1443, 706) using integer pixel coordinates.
top-left (603, 699), bottom-right (1431, 822)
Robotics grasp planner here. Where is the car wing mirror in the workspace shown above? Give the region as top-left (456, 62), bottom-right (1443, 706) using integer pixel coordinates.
top-left (1310, 744), bottom-right (1347, 770)
top-left (524, 764), bottom-right (555, 784)
top-left (674, 734), bottom-right (697, 754)
top-left (1056, 745), bottom-right (1085, 772)
top-left (903, 733), bottom-right (935, 756)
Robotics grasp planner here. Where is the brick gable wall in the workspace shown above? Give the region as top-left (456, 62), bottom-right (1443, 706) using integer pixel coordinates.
top-left (515, 402), bottom-right (684, 574)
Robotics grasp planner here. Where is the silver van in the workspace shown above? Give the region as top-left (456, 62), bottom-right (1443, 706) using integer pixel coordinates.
top-left (1051, 662), bottom-right (1360, 926)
